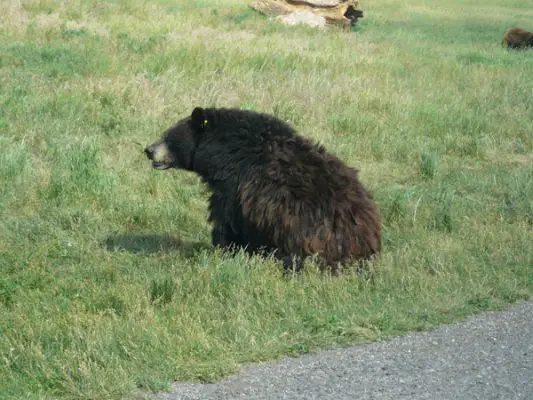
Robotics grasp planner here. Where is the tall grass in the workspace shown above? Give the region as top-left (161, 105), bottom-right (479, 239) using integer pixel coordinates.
top-left (1, 0), bottom-right (532, 398)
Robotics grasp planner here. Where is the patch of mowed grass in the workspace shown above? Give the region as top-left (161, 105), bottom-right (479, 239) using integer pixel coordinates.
top-left (1, 0), bottom-right (532, 398)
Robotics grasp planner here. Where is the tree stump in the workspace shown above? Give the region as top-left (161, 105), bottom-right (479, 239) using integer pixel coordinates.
top-left (249, 0), bottom-right (363, 29)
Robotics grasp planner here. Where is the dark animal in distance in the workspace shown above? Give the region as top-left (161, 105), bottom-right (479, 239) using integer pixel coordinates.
top-left (502, 27), bottom-right (533, 49)
top-left (144, 107), bottom-right (381, 275)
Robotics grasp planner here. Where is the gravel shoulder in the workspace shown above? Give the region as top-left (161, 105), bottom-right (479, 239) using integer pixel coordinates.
top-left (150, 301), bottom-right (533, 400)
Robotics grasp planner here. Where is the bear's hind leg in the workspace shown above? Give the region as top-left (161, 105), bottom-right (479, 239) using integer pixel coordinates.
top-left (211, 223), bottom-right (241, 252)
top-left (275, 253), bottom-right (304, 277)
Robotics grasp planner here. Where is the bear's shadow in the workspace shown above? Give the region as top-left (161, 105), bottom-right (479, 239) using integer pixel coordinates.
top-left (103, 233), bottom-right (210, 257)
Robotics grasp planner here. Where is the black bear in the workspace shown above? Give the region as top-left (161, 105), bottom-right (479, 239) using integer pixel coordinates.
top-left (502, 27), bottom-right (533, 49)
top-left (144, 107), bottom-right (381, 274)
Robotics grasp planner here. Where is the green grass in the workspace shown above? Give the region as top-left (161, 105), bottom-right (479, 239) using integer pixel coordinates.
top-left (1, 0), bottom-right (532, 398)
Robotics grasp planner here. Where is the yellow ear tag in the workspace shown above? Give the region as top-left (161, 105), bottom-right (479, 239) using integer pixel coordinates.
top-left (203, 119), bottom-right (209, 127)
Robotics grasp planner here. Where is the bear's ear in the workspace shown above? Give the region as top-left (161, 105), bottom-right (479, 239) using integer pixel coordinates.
top-left (191, 107), bottom-right (209, 131)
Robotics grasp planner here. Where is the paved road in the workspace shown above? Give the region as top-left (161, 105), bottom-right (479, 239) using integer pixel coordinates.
top-left (151, 301), bottom-right (533, 400)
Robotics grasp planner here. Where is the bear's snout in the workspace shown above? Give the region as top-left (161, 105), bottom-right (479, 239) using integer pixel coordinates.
top-left (144, 146), bottom-right (155, 160)
top-left (143, 142), bottom-right (174, 170)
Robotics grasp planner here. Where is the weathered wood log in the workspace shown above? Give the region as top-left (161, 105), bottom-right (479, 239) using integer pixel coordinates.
top-left (250, 0), bottom-right (363, 29)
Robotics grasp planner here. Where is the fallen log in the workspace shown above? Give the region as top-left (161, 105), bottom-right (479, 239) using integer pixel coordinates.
top-left (249, 0), bottom-right (364, 29)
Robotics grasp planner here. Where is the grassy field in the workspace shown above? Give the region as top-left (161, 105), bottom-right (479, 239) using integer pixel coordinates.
top-left (1, 0), bottom-right (532, 398)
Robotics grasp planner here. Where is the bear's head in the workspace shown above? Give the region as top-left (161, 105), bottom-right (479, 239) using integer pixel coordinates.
top-left (144, 107), bottom-right (208, 171)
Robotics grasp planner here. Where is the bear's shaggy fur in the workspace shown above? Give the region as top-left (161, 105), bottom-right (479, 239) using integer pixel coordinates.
top-left (144, 107), bottom-right (381, 274)
top-left (502, 27), bottom-right (533, 49)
